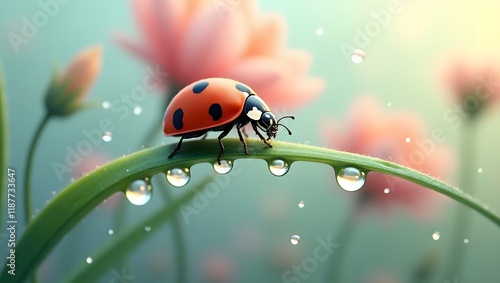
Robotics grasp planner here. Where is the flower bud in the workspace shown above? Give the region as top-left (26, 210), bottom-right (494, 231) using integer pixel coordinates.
top-left (45, 46), bottom-right (102, 116)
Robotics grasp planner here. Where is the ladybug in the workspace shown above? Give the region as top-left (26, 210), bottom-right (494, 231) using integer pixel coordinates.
top-left (163, 78), bottom-right (294, 164)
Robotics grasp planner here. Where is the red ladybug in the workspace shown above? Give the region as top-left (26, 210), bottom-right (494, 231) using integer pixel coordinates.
top-left (163, 78), bottom-right (294, 164)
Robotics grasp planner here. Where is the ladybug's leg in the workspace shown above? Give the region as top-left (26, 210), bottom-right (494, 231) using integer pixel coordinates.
top-left (241, 126), bottom-right (249, 138)
top-left (168, 136), bottom-right (185, 159)
top-left (251, 122), bottom-right (272, 148)
top-left (236, 122), bottom-right (249, 155)
top-left (216, 125), bottom-right (234, 165)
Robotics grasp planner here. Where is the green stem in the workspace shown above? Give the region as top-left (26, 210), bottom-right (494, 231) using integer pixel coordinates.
top-left (156, 177), bottom-right (188, 283)
top-left (326, 205), bottom-right (359, 283)
top-left (445, 121), bottom-right (477, 279)
top-left (2, 139), bottom-right (499, 282)
top-left (23, 113), bottom-right (51, 224)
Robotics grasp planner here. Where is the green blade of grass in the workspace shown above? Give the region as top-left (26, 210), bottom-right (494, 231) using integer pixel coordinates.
top-left (61, 175), bottom-right (212, 283)
top-left (1, 138), bottom-right (498, 282)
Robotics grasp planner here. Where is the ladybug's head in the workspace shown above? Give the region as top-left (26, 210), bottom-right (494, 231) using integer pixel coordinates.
top-left (257, 113), bottom-right (295, 140)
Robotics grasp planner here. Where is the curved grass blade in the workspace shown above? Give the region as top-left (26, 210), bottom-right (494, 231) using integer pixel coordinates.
top-left (1, 139), bottom-right (499, 282)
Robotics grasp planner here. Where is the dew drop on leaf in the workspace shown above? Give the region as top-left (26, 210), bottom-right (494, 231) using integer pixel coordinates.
top-left (268, 159), bottom-right (289, 176)
top-left (336, 167), bottom-right (366, 192)
top-left (166, 168), bottom-right (190, 187)
top-left (86, 257), bottom-right (93, 264)
top-left (291, 235), bottom-right (301, 245)
top-left (125, 178), bottom-right (152, 206)
top-left (213, 160), bottom-right (233, 174)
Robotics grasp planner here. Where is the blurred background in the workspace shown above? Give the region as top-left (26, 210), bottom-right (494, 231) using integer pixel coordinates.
top-left (1, 0), bottom-right (500, 282)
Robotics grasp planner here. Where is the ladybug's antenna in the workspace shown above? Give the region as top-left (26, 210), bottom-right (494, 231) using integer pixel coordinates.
top-left (277, 116), bottom-right (295, 135)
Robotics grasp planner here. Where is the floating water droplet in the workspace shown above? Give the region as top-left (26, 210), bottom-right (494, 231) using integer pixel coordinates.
top-left (166, 168), bottom-right (191, 187)
top-left (432, 231), bottom-right (440, 240)
top-left (125, 179), bottom-right (152, 205)
top-left (291, 235), bottom-right (301, 245)
top-left (102, 100), bottom-right (111, 109)
top-left (316, 27), bottom-right (324, 36)
top-left (463, 238), bottom-right (469, 244)
top-left (336, 167), bottom-right (366, 192)
top-left (383, 188), bottom-right (391, 194)
top-left (108, 229), bottom-right (114, 235)
top-left (351, 49), bottom-right (365, 64)
top-left (51, 190), bottom-right (57, 195)
top-left (477, 168), bottom-right (483, 173)
top-left (268, 159), bottom-right (289, 176)
top-left (387, 102), bottom-right (392, 107)
top-left (133, 106), bottom-right (142, 115)
top-left (102, 132), bottom-right (113, 142)
top-left (144, 226), bottom-right (152, 232)
top-left (213, 160), bottom-right (233, 174)
top-left (298, 201), bottom-right (305, 208)
top-left (405, 137), bottom-right (411, 143)
top-left (86, 257), bottom-right (93, 264)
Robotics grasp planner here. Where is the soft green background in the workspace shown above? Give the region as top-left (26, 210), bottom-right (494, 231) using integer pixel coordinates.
top-left (1, 0), bottom-right (500, 282)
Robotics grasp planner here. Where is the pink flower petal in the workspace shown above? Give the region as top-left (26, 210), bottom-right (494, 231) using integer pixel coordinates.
top-left (177, 3), bottom-right (250, 83)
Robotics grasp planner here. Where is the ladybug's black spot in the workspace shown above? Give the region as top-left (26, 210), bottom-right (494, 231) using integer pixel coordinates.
top-left (173, 108), bottom-right (184, 130)
top-left (208, 103), bottom-right (223, 121)
top-left (192, 81), bottom-right (209, 94)
top-left (235, 83), bottom-right (251, 94)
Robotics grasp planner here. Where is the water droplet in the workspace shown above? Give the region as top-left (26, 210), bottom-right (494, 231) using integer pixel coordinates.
top-left (387, 102), bottom-right (392, 107)
top-left (102, 132), bottom-right (113, 142)
top-left (125, 179), bottom-right (152, 206)
top-left (86, 257), bottom-right (93, 264)
top-left (291, 235), bottom-right (301, 245)
top-left (383, 188), bottom-right (391, 194)
top-left (405, 137), bottom-right (411, 143)
top-left (51, 190), bottom-right (57, 195)
top-left (316, 27), bottom-right (324, 36)
top-left (102, 100), bottom-right (111, 109)
top-left (144, 226), bottom-right (152, 232)
top-left (432, 231), bottom-right (440, 240)
top-left (336, 167), bottom-right (366, 192)
top-left (166, 168), bottom-right (190, 187)
top-left (463, 238), bottom-right (469, 244)
top-left (298, 201), bottom-right (305, 208)
top-left (213, 160), bottom-right (233, 174)
top-left (133, 106), bottom-right (142, 115)
top-left (351, 49), bottom-right (365, 64)
top-left (108, 229), bottom-right (114, 235)
top-left (268, 159), bottom-right (289, 176)
top-left (477, 168), bottom-right (483, 173)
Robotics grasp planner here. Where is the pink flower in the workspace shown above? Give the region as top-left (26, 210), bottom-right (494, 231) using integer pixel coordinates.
top-left (116, 0), bottom-right (324, 109)
top-left (44, 46), bottom-right (102, 116)
top-left (322, 96), bottom-right (452, 219)
top-left (439, 54), bottom-right (500, 115)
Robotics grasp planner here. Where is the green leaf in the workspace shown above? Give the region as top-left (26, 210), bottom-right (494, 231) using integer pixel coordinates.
top-left (2, 139), bottom-right (499, 282)
top-left (0, 67), bottom-right (6, 228)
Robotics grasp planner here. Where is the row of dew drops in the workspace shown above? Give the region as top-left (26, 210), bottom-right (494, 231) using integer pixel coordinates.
top-left (125, 160), bottom-right (368, 206)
